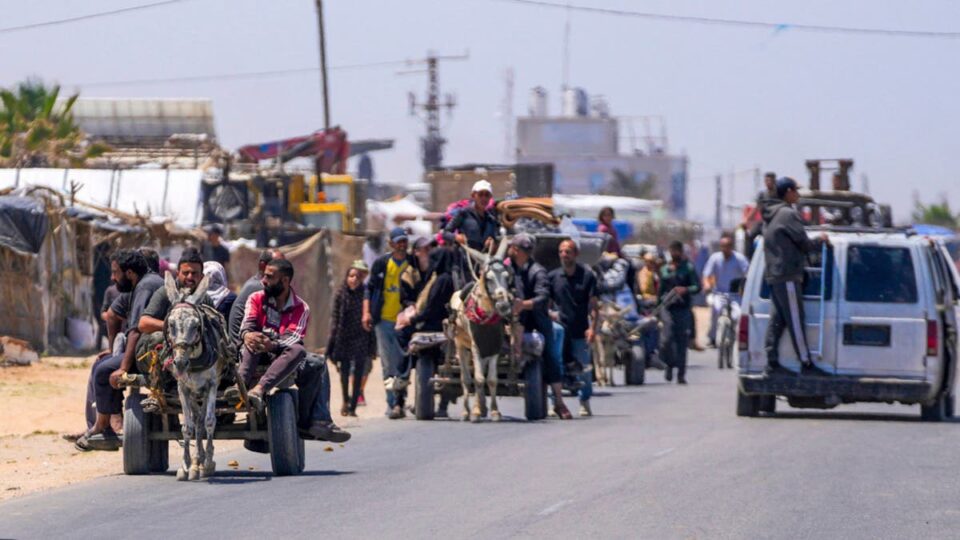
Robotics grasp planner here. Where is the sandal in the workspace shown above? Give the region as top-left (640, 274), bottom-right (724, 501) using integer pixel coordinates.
top-left (62, 430), bottom-right (86, 442)
top-left (246, 388), bottom-right (265, 412)
top-left (75, 429), bottom-right (122, 452)
top-left (553, 404), bottom-right (573, 420)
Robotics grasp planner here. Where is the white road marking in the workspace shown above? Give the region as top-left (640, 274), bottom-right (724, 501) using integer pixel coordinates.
top-left (538, 499), bottom-right (572, 516)
top-left (653, 447), bottom-right (676, 458)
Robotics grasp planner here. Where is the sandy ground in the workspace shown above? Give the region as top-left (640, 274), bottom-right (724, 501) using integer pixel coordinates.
top-left (0, 354), bottom-right (391, 501)
top-left (0, 307), bottom-right (712, 502)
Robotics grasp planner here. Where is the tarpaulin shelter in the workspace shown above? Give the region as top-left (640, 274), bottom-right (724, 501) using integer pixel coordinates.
top-left (0, 186), bottom-right (193, 352)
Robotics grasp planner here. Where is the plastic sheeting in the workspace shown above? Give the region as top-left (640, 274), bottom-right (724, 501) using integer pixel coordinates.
top-left (0, 196), bottom-right (48, 253)
top-left (0, 168), bottom-right (203, 226)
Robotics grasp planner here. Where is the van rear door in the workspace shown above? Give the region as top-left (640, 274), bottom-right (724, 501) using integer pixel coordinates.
top-left (835, 244), bottom-right (926, 377)
top-left (745, 243), bottom-right (836, 373)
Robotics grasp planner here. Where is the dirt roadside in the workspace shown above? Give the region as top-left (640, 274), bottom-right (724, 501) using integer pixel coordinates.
top-left (0, 355), bottom-right (390, 502)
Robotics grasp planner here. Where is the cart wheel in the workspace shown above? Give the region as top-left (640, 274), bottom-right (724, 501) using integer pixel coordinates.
top-left (624, 346), bottom-right (646, 386)
top-left (123, 393), bottom-right (151, 475)
top-left (736, 388), bottom-right (759, 418)
top-left (267, 389), bottom-right (302, 476)
top-left (148, 413), bottom-right (171, 473)
top-left (523, 356), bottom-right (546, 420)
top-left (415, 354), bottom-right (436, 421)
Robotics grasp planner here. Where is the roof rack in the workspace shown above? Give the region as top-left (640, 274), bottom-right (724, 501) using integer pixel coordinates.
top-left (805, 225), bottom-right (914, 235)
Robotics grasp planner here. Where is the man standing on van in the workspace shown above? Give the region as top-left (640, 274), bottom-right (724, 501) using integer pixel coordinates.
top-left (762, 177), bottom-right (830, 376)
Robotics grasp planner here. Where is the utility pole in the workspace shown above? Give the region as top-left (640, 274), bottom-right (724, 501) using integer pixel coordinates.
top-left (501, 67), bottom-right (515, 162)
top-left (728, 167), bottom-right (736, 229)
top-left (715, 174), bottom-right (722, 229)
top-left (403, 51), bottom-right (468, 171)
top-left (314, 0), bottom-right (331, 129)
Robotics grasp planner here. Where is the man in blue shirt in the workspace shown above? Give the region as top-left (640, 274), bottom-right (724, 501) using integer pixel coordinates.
top-left (702, 233), bottom-right (750, 348)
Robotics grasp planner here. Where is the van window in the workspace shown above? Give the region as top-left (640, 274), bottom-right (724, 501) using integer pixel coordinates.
top-left (845, 246), bottom-right (917, 303)
top-left (759, 246), bottom-right (833, 300)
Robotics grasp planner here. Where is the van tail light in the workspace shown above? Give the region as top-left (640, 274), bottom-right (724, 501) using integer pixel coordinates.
top-left (738, 315), bottom-right (750, 350)
top-left (927, 320), bottom-right (938, 357)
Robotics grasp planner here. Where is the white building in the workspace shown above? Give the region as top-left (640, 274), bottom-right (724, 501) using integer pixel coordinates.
top-left (516, 87), bottom-right (688, 218)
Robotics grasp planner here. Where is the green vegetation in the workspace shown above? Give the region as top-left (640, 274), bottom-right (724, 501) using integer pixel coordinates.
top-left (0, 79), bottom-right (109, 167)
top-left (913, 198), bottom-right (959, 229)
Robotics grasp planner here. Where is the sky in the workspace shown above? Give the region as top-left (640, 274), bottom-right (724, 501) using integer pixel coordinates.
top-left (3, 0), bottom-right (959, 224)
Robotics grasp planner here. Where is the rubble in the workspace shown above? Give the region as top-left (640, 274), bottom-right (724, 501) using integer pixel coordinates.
top-left (1, 336), bottom-right (39, 366)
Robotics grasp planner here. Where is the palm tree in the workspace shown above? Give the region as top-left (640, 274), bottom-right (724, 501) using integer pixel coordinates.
top-left (912, 199), bottom-right (959, 229)
top-left (0, 79), bottom-right (108, 167)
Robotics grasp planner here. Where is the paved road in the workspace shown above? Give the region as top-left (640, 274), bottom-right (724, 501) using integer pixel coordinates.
top-left (4, 350), bottom-right (960, 539)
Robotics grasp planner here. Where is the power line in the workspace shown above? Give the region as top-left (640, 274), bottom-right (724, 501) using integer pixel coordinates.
top-left (72, 59), bottom-right (416, 88)
top-left (0, 0), bottom-right (193, 35)
top-left (487, 0), bottom-right (960, 39)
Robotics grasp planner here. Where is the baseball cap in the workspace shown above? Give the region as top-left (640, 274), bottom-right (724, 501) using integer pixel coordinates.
top-left (471, 179), bottom-right (493, 194)
top-left (775, 177), bottom-right (799, 199)
top-left (350, 259), bottom-right (369, 273)
top-left (413, 236), bottom-right (434, 250)
top-left (389, 227), bottom-right (409, 243)
top-left (509, 233), bottom-right (535, 252)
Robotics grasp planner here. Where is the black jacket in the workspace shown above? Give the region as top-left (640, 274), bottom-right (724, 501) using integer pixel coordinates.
top-left (443, 207), bottom-right (499, 251)
top-left (762, 202), bottom-right (816, 284)
top-left (514, 260), bottom-right (551, 333)
top-left (365, 253), bottom-right (417, 325)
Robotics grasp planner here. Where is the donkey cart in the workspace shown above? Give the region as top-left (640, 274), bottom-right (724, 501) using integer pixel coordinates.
top-left (409, 325), bottom-right (548, 422)
top-left (118, 351), bottom-right (313, 477)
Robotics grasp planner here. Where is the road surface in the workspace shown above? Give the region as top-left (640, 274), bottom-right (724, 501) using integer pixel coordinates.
top-left (4, 350), bottom-right (960, 539)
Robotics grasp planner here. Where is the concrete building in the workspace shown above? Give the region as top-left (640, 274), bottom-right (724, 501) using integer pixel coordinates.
top-left (516, 87), bottom-right (688, 218)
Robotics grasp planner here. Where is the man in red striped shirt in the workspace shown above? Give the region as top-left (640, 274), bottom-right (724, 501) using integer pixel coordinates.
top-left (239, 259), bottom-right (310, 408)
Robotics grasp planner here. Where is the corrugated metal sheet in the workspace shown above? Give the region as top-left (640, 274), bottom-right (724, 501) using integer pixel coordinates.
top-left (67, 98), bottom-right (216, 142)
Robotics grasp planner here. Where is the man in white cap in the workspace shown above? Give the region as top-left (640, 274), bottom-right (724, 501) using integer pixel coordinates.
top-left (443, 179), bottom-right (500, 252)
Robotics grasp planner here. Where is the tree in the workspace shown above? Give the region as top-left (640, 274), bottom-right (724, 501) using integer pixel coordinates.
top-left (0, 79), bottom-right (108, 168)
top-left (912, 198), bottom-right (959, 229)
top-left (602, 169), bottom-right (658, 199)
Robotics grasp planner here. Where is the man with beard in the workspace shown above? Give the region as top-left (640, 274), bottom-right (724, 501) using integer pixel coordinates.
top-left (510, 234), bottom-right (572, 419)
top-left (229, 249), bottom-right (283, 341)
top-left (138, 248), bottom-right (210, 334)
top-left (75, 249), bottom-right (164, 451)
top-left (239, 258), bottom-right (350, 442)
top-left (547, 239), bottom-right (599, 417)
top-left (659, 241), bottom-right (700, 385)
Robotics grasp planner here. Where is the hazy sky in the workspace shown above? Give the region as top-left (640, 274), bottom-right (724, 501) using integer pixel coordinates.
top-left (3, 0), bottom-right (959, 223)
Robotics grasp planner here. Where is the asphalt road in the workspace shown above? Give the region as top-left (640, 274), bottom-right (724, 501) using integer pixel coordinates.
top-left (4, 350), bottom-right (960, 539)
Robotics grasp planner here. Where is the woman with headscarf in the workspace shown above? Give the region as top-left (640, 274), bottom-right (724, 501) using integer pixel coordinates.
top-left (203, 261), bottom-right (236, 320)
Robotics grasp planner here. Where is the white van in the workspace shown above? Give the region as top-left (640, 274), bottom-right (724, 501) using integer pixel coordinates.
top-left (737, 227), bottom-right (960, 420)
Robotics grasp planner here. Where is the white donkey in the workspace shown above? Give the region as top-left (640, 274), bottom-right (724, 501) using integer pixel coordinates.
top-left (162, 273), bottom-right (230, 481)
top-left (450, 236), bottom-right (518, 422)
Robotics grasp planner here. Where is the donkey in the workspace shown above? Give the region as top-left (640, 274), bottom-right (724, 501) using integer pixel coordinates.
top-left (449, 235), bottom-right (518, 422)
top-left (593, 301), bottom-right (629, 387)
top-left (162, 273), bottom-right (231, 481)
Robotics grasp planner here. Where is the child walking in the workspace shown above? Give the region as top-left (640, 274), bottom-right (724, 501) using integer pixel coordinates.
top-left (327, 261), bottom-right (374, 417)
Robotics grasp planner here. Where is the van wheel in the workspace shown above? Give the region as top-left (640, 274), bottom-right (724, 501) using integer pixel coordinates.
top-left (921, 394), bottom-right (948, 422)
top-left (759, 395), bottom-right (776, 414)
top-left (736, 388), bottom-right (759, 417)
